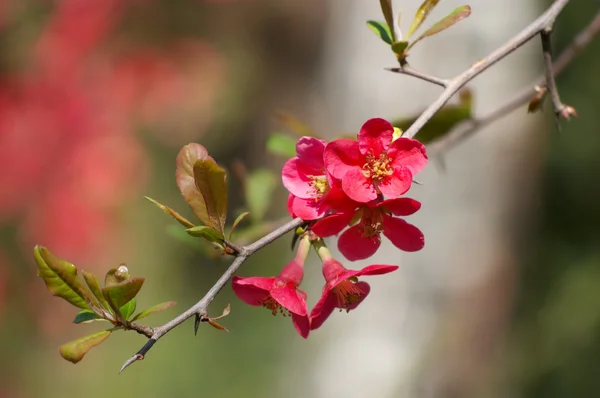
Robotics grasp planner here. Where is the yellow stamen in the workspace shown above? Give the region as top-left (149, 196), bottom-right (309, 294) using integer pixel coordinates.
top-left (362, 151), bottom-right (393, 183)
top-left (307, 175), bottom-right (330, 201)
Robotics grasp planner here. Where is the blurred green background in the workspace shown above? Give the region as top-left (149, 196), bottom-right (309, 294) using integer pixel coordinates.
top-left (0, 1), bottom-right (599, 397)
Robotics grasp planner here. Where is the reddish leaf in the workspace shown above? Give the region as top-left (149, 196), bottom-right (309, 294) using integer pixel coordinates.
top-left (34, 246), bottom-right (92, 309)
top-left (176, 143), bottom-right (215, 226)
top-left (407, 0), bottom-right (441, 39)
top-left (144, 196), bottom-right (195, 228)
top-left (59, 330), bottom-right (112, 364)
top-left (193, 159), bottom-right (228, 234)
top-left (407, 5), bottom-right (472, 51)
top-left (102, 277), bottom-right (145, 310)
top-left (528, 86), bottom-right (548, 113)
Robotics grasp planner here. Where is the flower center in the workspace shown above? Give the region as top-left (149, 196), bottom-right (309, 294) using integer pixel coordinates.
top-left (333, 279), bottom-right (364, 312)
top-left (362, 151), bottom-right (393, 183)
top-left (307, 175), bottom-right (330, 201)
top-left (259, 296), bottom-right (291, 317)
top-left (359, 208), bottom-right (383, 238)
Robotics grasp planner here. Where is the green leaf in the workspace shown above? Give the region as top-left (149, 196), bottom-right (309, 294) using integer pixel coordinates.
top-left (73, 309), bottom-right (101, 324)
top-left (59, 330), bottom-right (112, 364)
top-left (245, 169), bottom-right (276, 222)
top-left (193, 159), bottom-right (228, 234)
top-left (104, 264), bottom-right (130, 288)
top-left (391, 89), bottom-right (473, 145)
top-left (229, 212), bottom-right (250, 240)
top-left (176, 143), bottom-right (215, 226)
top-left (407, 0), bottom-right (441, 39)
top-left (391, 41), bottom-right (409, 58)
top-left (366, 20), bottom-right (393, 45)
top-left (81, 270), bottom-right (109, 309)
top-left (102, 277), bottom-right (144, 310)
top-left (144, 196), bottom-right (195, 228)
top-left (34, 246), bottom-right (92, 310)
top-left (120, 298), bottom-right (137, 321)
top-left (407, 5), bottom-right (471, 51)
top-left (131, 301), bottom-right (176, 321)
top-left (186, 225), bottom-right (224, 243)
top-left (266, 133), bottom-right (297, 159)
top-left (379, 0), bottom-right (396, 42)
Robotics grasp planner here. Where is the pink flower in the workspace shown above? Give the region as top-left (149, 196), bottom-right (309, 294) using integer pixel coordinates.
top-left (324, 118), bottom-right (428, 203)
top-left (282, 136), bottom-right (353, 220)
top-left (232, 236), bottom-right (311, 338)
top-left (312, 197), bottom-right (424, 261)
top-left (310, 257), bottom-right (398, 330)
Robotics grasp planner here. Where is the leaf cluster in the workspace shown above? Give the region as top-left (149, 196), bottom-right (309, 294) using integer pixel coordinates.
top-left (367, 0), bottom-right (471, 63)
top-left (34, 246), bottom-right (175, 363)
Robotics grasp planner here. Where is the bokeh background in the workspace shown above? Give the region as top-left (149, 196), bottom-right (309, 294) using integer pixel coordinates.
top-left (1, 1), bottom-right (599, 397)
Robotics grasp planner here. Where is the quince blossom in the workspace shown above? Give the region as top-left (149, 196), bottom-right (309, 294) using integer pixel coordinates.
top-left (324, 118), bottom-right (427, 203)
top-left (310, 241), bottom-right (398, 330)
top-left (232, 236), bottom-right (311, 338)
top-left (312, 197), bottom-right (424, 261)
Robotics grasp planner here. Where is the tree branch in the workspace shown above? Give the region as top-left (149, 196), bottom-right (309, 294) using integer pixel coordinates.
top-left (119, 217), bottom-right (305, 373)
top-left (402, 0), bottom-right (570, 139)
top-left (541, 27), bottom-right (563, 131)
top-left (386, 65), bottom-right (449, 87)
top-left (427, 9), bottom-right (600, 156)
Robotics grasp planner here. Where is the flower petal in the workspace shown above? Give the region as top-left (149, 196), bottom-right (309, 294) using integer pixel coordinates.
top-left (232, 276), bottom-right (273, 306)
top-left (382, 215), bottom-right (425, 252)
top-left (378, 166), bottom-right (413, 198)
top-left (323, 183), bottom-right (357, 213)
top-left (338, 224), bottom-right (381, 261)
top-left (354, 264), bottom-right (399, 277)
top-left (296, 137), bottom-right (326, 171)
top-left (333, 264), bottom-right (398, 283)
top-left (388, 138), bottom-right (428, 176)
top-left (282, 158), bottom-right (314, 199)
top-left (271, 284), bottom-right (308, 316)
top-left (287, 194), bottom-right (296, 218)
top-left (342, 168), bottom-right (377, 203)
top-left (292, 313), bottom-right (310, 338)
top-left (291, 196), bottom-right (327, 220)
top-left (346, 281), bottom-right (371, 311)
top-left (358, 118), bottom-right (393, 156)
top-left (323, 139), bottom-right (362, 179)
top-left (309, 289), bottom-right (338, 330)
top-left (312, 211), bottom-right (355, 237)
top-left (378, 197), bottom-right (421, 216)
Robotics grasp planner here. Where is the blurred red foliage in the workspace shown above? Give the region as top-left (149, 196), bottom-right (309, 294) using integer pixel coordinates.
top-left (0, 0), bottom-right (225, 324)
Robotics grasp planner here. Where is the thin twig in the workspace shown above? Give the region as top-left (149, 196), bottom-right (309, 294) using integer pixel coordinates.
top-left (402, 0), bottom-right (570, 139)
top-left (119, 217), bottom-right (305, 373)
top-left (541, 27), bottom-right (564, 132)
top-left (428, 10), bottom-right (600, 156)
top-left (386, 65), bottom-right (449, 87)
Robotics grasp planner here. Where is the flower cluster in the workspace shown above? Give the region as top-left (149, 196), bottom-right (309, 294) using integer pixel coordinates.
top-left (233, 118), bottom-right (427, 337)
top-left (285, 117), bottom-right (427, 260)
